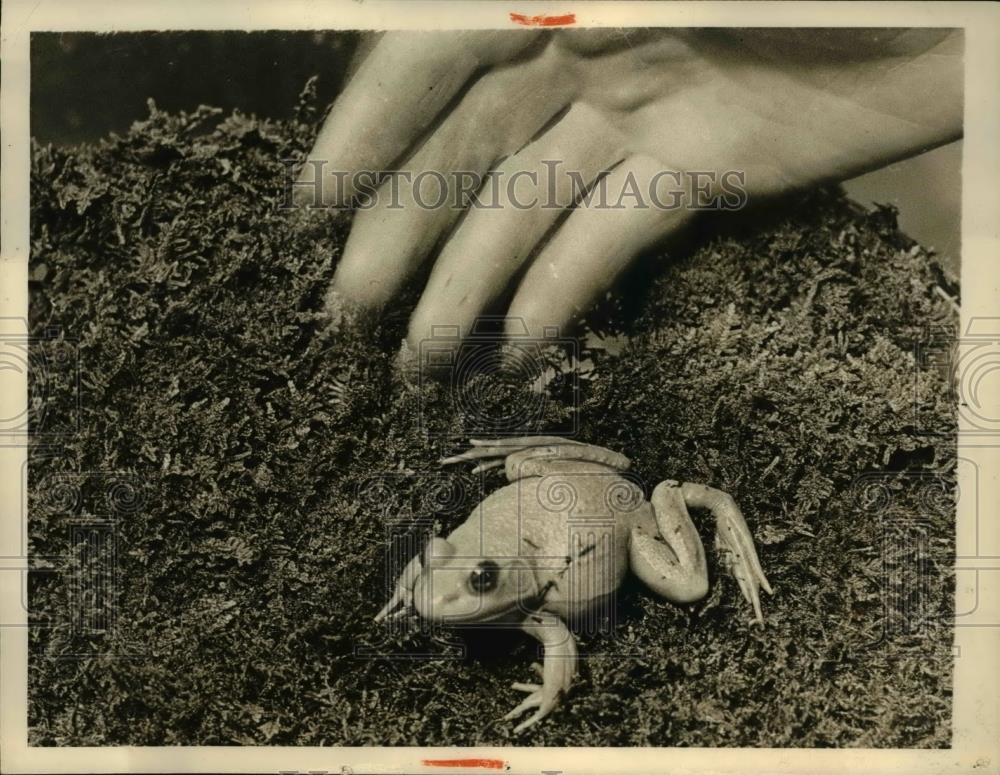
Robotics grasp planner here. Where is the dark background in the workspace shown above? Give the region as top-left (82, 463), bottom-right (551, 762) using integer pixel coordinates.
top-left (31, 32), bottom-right (358, 143)
top-left (30, 31), bottom-right (962, 276)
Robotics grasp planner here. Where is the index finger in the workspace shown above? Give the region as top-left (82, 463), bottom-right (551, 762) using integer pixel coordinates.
top-left (296, 30), bottom-right (542, 206)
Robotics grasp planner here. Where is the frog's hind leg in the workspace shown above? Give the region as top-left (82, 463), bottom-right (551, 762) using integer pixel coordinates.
top-left (629, 482), bottom-right (710, 606)
top-left (441, 437), bottom-right (630, 480)
top-left (680, 482), bottom-right (773, 625)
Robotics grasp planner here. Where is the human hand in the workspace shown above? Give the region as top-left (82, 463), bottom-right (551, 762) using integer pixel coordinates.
top-left (297, 29), bottom-right (961, 351)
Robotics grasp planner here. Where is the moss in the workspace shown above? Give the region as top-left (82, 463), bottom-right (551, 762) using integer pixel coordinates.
top-left (28, 88), bottom-right (955, 747)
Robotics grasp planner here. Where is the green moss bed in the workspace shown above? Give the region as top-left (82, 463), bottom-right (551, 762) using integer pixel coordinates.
top-left (28, 89), bottom-right (957, 747)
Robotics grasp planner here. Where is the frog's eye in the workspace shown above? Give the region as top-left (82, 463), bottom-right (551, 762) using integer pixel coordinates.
top-left (468, 560), bottom-right (500, 594)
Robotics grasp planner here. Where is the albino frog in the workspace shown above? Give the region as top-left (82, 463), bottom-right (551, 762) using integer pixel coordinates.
top-left (376, 436), bottom-right (773, 732)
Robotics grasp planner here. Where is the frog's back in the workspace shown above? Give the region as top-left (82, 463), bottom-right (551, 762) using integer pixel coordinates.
top-left (447, 466), bottom-right (652, 618)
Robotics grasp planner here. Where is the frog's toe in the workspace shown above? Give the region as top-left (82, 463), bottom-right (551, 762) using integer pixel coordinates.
top-left (503, 690), bottom-right (543, 721)
top-left (504, 674), bottom-right (570, 730)
top-left (715, 528), bottom-right (773, 626)
top-left (374, 583), bottom-right (416, 623)
top-left (504, 690), bottom-right (559, 733)
top-left (513, 708), bottom-right (549, 734)
top-left (374, 601), bottom-right (397, 623)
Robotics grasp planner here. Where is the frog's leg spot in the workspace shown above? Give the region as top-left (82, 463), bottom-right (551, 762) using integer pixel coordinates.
top-left (576, 542), bottom-right (596, 558)
top-left (678, 482), bottom-right (773, 625)
top-left (522, 537), bottom-right (540, 550)
top-left (629, 482), bottom-right (709, 604)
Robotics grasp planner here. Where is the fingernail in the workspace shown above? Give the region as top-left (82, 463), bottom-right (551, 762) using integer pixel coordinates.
top-left (323, 289), bottom-right (351, 329)
top-left (394, 338), bottom-right (422, 387)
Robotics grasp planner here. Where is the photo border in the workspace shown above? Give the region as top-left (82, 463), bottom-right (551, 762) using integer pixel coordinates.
top-left (2, 1), bottom-right (998, 773)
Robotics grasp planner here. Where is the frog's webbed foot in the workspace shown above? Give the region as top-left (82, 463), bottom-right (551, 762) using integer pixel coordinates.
top-left (680, 483), bottom-right (774, 625)
top-left (504, 615), bottom-right (577, 733)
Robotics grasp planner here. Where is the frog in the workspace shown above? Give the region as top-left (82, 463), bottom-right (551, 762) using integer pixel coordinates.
top-left (375, 436), bottom-right (773, 732)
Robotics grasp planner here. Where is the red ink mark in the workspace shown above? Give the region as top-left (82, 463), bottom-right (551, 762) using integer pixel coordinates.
top-left (422, 759), bottom-right (506, 770)
top-left (509, 12), bottom-right (576, 27)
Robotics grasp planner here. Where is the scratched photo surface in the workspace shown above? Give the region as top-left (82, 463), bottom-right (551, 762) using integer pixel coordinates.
top-left (28, 30), bottom-right (960, 746)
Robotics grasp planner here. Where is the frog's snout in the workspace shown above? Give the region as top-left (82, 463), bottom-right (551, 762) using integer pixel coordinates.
top-left (413, 566), bottom-right (488, 623)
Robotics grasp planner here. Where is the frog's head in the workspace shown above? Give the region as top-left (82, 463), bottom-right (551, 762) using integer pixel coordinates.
top-left (413, 538), bottom-right (539, 624)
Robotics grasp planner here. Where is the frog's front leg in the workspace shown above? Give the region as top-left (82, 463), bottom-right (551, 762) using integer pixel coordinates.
top-left (374, 552), bottom-right (422, 623)
top-left (503, 612), bottom-right (578, 733)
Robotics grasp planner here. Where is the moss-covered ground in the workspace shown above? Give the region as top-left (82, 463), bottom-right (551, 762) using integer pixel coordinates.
top-left (28, 89), bottom-right (956, 747)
